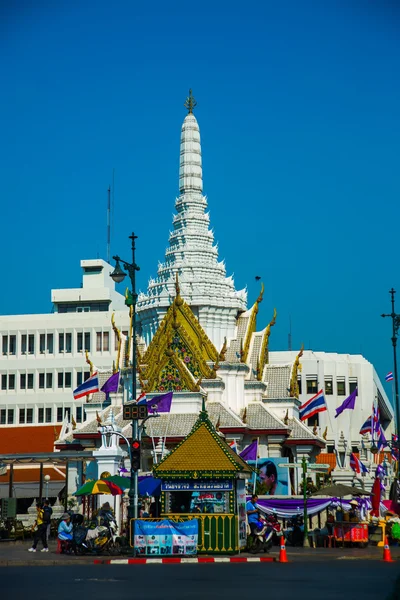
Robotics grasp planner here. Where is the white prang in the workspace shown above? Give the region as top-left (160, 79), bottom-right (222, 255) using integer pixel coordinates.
top-left (137, 112), bottom-right (247, 350)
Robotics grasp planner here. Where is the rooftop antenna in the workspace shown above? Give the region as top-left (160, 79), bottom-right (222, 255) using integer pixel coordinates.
top-left (288, 315), bottom-right (292, 351)
top-left (107, 185), bottom-right (111, 263)
top-left (112, 168), bottom-right (115, 248)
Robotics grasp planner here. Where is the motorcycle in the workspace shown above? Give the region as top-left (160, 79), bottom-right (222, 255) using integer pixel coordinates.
top-left (85, 510), bottom-right (120, 555)
top-left (284, 515), bottom-right (304, 547)
top-left (248, 514), bottom-right (282, 554)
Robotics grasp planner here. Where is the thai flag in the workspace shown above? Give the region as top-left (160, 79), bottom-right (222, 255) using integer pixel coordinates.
top-left (228, 440), bottom-right (238, 453)
top-left (299, 389), bottom-right (327, 421)
top-left (350, 453), bottom-right (369, 474)
top-left (137, 392), bottom-right (147, 404)
top-left (359, 416), bottom-right (372, 435)
top-left (386, 372), bottom-right (394, 382)
top-left (73, 372), bottom-right (99, 399)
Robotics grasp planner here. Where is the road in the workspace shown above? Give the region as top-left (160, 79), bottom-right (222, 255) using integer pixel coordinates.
top-left (1, 562), bottom-right (399, 600)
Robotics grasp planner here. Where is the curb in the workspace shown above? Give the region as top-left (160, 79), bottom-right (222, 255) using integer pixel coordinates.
top-left (94, 556), bottom-right (276, 565)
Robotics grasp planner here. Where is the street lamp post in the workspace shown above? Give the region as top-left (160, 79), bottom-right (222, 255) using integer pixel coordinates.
top-left (110, 232), bottom-right (140, 521)
top-left (44, 474), bottom-right (50, 499)
top-left (381, 288), bottom-right (400, 484)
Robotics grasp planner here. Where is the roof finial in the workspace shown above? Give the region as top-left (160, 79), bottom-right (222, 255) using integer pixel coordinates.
top-left (184, 89), bottom-right (197, 114)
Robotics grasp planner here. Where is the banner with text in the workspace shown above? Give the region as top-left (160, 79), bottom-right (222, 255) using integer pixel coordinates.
top-left (133, 519), bottom-right (198, 556)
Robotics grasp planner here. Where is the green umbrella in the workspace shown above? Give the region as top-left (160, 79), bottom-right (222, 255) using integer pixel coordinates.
top-left (103, 474), bottom-right (131, 490)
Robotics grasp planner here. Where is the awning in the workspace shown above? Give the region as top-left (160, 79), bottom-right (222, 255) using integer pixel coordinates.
top-left (0, 481), bottom-right (65, 499)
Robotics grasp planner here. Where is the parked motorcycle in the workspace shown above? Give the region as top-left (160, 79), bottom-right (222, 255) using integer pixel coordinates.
top-left (284, 515), bottom-right (304, 547)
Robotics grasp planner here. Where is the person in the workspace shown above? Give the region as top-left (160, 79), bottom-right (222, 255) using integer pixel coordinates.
top-left (246, 494), bottom-right (260, 540)
top-left (57, 513), bottom-right (73, 542)
top-left (258, 461), bottom-right (278, 495)
top-left (28, 502), bottom-right (49, 552)
top-left (349, 500), bottom-right (360, 522)
top-left (43, 499), bottom-right (53, 542)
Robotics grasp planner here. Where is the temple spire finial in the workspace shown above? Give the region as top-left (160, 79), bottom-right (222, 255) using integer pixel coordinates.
top-left (184, 89), bottom-right (197, 114)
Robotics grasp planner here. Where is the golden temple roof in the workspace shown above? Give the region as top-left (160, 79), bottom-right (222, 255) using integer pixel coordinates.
top-left (153, 405), bottom-right (252, 479)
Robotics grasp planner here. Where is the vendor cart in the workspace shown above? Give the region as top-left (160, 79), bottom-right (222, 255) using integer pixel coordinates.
top-left (333, 522), bottom-right (369, 547)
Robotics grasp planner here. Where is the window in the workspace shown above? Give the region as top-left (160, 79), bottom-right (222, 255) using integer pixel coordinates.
top-left (39, 373), bottom-right (45, 389)
top-left (64, 407), bottom-right (71, 420)
top-left (1, 375), bottom-right (6, 390)
top-left (9, 336), bottom-right (16, 355)
top-left (28, 334), bottom-right (34, 354)
top-left (8, 374), bottom-right (15, 390)
top-left (65, 372), bottom-right (72, 388)
top-left (57, 407), bottom-right (63, 422)
top-left (40, 334), bottom-right (53, 353)
top-left (7, 409), bottom-right (14, 424)
top-left (40, 334), bottom-right (45, 353)
top-left (0, 410), bottom-right (5, 425)
top-left (19, 408), bottom-right (25, 424)
top-left (27, 374), bottom-right (34, 389)
top-left (325, 378), bottom-right (333, 395)
top-left (2, 336), bottom-right (7, 355)
top-left (20, 373), bottom-right (26, 389)
top-left (307, 413), bottom-right (319, 427)
top-left (59, 333), bottom-right (72, 353)
top-left (297, 376), bottom-right (302, 395)
top-left (38, 408), bottom-right (44, 423)
top-left (306, 377), bottom-right (318, 395)
top-left (58, 372), bottom-right (64, 388)
top-left (77, 332), bottom-right (91, 352)
top-left (76, 406), bottom-right (82, 423)
top-left (21, 334), bottom-right (27, 354)
top-left (45, 408), bottom-right (52, 423)
top-left (58, 333), bottom-right (64, 353)
top-left (337, 378), bottom-right (346, 396)
top-left (46, 373), bottom-right (53, 389)
top-left (77, 372), bottom-right (83, 387)
top-left (47, 334), bottom-right (53, 353)
top-left (26, 408), bottom-right (33, 424)
top-left (349, 379), bottom-right (358, 394)
top-left (96, 331), bottom-right (109, 352)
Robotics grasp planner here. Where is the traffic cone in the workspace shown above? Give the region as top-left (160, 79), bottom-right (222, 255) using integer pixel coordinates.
top-left (279, 537), bottom-right (289, 563)
top-left (383, 537), bottom-right (395, 563)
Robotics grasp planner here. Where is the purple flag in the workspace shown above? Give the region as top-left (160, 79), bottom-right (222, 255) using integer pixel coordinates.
top-left (144, 391), bottom-right (173, 414)
top-left (239, 440), bottom-right (258, 462)
top-left (334, 388), bottom-right (357, 418)
top-left (378, 431), bottom-right (388, 452)
top-left (100, 372), bottom-right (120, 398)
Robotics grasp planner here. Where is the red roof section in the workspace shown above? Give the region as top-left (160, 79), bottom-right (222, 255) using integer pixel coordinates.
top-left (0, 466), bottom-right (65, 483)
top-left (0, 426), bottom-right (61, 454)
top-left (316, 452), bottom-right (337, 473)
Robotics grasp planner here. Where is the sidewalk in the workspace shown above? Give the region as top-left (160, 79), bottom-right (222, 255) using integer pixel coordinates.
top-left (0, 540), bottom-right (399, 567)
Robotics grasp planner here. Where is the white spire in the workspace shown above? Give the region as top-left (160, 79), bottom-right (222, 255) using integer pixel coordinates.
top-left (137, 91), bottom-right (247, 348)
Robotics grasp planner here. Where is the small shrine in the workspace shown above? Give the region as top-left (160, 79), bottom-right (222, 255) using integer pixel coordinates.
top-left (153, 401), bottom-right (252, 554)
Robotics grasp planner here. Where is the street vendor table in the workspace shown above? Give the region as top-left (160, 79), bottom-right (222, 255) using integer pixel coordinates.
top-left (333, 522), bottom-right (368, 546)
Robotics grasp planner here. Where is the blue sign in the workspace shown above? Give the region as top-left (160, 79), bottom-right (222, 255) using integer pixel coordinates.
top-left (162, 480), bottom-right (233, 491)
top-left (133, 519), bottom-right (198, 556)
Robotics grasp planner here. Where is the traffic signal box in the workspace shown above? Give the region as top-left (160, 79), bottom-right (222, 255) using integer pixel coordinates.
top-left (131, 439), bottom-right (141, 471)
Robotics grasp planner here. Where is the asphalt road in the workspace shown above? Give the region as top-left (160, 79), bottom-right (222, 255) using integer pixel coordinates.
top-left (2, 562), bottom-right (400, 600)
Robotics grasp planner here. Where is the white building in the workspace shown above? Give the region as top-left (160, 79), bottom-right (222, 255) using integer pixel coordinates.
top-left (0, 259), bottom-right (129, 428)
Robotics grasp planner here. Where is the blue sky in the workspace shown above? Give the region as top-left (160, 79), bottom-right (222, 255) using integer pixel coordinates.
top-left (1, 1), bottom-right (399, 391)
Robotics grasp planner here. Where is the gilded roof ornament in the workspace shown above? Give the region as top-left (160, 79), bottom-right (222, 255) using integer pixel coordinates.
top-left (85, 350), bottom-right (94, 375)
top-left (258, 307), bottom-right (277, 378)
top-left (289, 344), bottom-right (304, 398)
top-left (283, 409), bottom-right (289, 425)
top-left (256, 282), bottom-right (265, 306)
top-left (174, 272), bottom-right (183, 307)
top-left (111, 312), bottom-right (121, 371)
top-left (184, 89), bottom-right (197, 114)
top-left (218, 337), bottom-right (227, 362)
top-left (322, 426), bottom-right (328, 440)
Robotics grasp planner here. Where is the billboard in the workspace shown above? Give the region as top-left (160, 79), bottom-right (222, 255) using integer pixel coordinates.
top-left (248, 457), bottom-right (290, 496)
top-left (133, 519), bottom-right (198, 556)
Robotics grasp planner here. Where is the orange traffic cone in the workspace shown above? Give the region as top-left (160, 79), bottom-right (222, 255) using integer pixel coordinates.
top-left (279, 536), bottom-right (289, 563)
top-left (383, 537), bottom-right (394, 563)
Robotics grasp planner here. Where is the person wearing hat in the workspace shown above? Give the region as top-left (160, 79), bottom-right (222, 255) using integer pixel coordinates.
top-left (349, 500), bottom-right (360, 522)
top-left (58, 513), bottom-right (73, 542)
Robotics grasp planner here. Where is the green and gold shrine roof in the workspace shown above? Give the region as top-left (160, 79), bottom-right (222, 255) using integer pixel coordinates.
top-left (153, 404), bottom-right (253, 480)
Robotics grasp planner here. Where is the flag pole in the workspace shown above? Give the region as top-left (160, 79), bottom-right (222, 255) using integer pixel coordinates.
top-left (252, 438), bottom-right (259, 495)
top-left (148, 418), bottom-right (158, 465)
top-left (161, 412), bottom-right (171, 460)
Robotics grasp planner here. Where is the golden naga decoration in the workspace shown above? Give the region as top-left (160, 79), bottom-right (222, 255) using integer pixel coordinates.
top-left (218, 337), bottom-right (227, 362)
top-left (283, 409), bottom-right (289, 425)
top-left (289, 344), bottom-right (304, 398)
top-left (111, 313), bottom-right (122, 372)
top-left (322, 426), bottom-right (328, 440)
top-left (242, 283), bottom-right (264, 363)
top-left (85, 350), bottom-right (94, 375)
top-left (96, 411), bottom-right (102, 425)
top-left (53, 426), bottom-right (59, 441)
top-left (257, 307), bottom-right (277, 380)
top-left (242, 408), bottom-right (247, 424)
top-left (184, 89), bottom-right (197, 114)
top-left (313, 421), bottom-right (318, 435)
top-left (71, 416), bottom-right (77, 431)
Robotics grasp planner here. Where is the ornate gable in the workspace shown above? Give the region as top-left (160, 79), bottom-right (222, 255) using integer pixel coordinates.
top-left (140, 280), bottom-right (219, 392)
